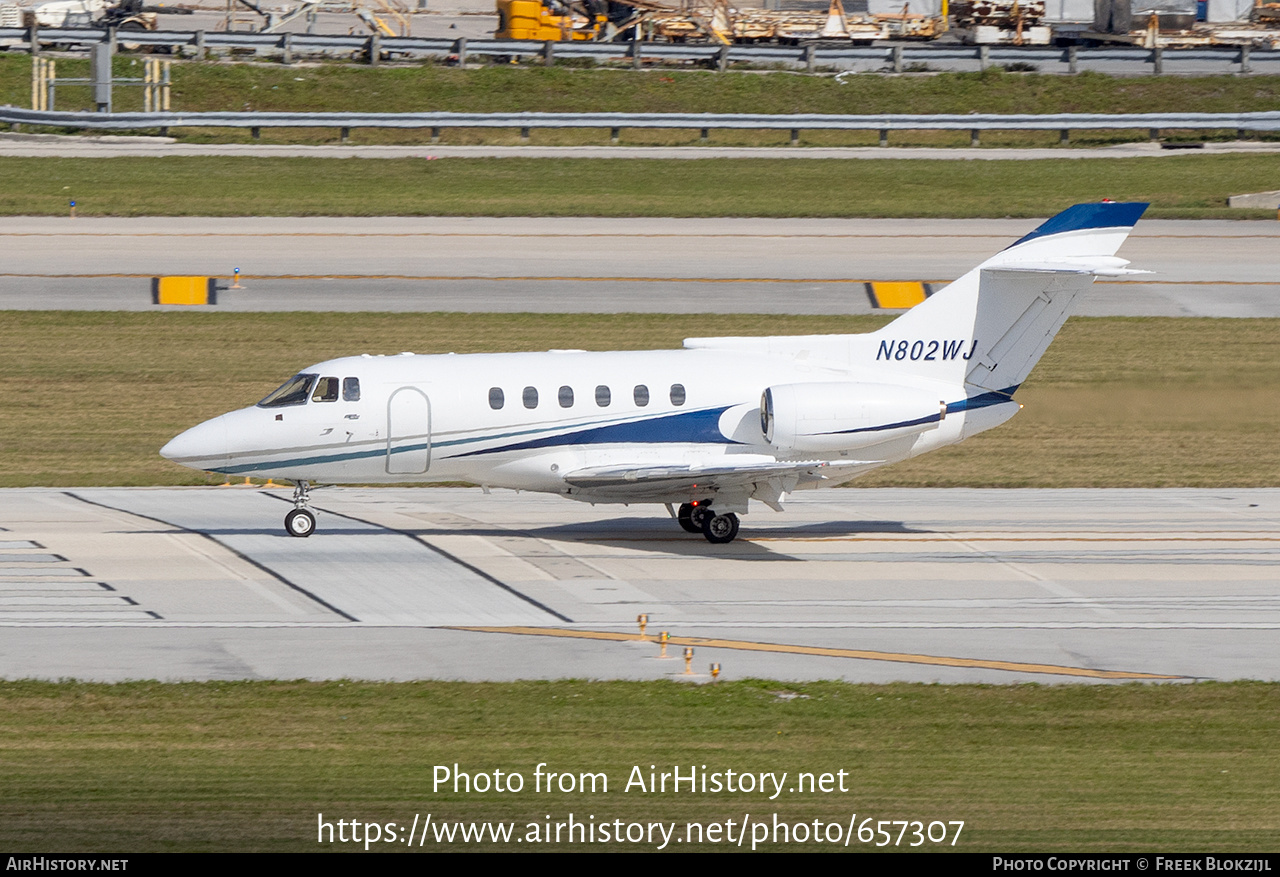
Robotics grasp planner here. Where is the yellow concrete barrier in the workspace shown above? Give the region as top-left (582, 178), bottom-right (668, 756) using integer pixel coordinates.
top-left (152, 276), bottom-right (219, 306)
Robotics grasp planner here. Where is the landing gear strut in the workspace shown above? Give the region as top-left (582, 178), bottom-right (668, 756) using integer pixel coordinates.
top-left (284, 480), bottom-right (315, 537)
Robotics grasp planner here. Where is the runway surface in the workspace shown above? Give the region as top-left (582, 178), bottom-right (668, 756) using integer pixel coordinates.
top-left (2, 487), bottom-right (1278, 684)
top-left (1, 216), bottom-right (1276, 316)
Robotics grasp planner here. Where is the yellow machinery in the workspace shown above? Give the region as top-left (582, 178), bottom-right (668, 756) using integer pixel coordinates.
top-left (495, 0), bottom-right (604, 40)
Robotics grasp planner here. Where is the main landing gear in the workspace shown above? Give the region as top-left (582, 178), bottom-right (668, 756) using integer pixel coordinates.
top-left (284, 481), bottom-right (316, 537)
top-left (677, 502), bottom-right (740, 544)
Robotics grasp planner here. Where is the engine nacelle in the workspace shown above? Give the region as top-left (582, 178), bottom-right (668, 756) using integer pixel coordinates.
top-left (761, 382), bottom-right (947, 453)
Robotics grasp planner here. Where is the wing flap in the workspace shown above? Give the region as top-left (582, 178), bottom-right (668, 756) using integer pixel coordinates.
top-left (562, 459), bottom-right (878, 492)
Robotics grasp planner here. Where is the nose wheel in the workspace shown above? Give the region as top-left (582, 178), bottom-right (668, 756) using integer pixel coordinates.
top-left (285, 508), bottom-right (316, 538)
top-left (284, 481), bottom-right (316, 537)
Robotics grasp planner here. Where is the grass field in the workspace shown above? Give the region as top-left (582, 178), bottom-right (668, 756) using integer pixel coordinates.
top-left (2, 680), bottom-right (1278, 852)
top-left (3, 312), bottom-right (1277, 488)
top-left (4, 154), bottom-right (1280, 218)
top-left (6, 55), bottom-right (1279, 120)
top-left (5, 55), bottom-right (1280, 150)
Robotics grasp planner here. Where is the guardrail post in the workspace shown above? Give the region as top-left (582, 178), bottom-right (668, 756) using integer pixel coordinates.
top-left (431, 126), bottom-right (440, 143)
top-left (520, 126), bottom-right (530, 142)
top-left (29, 23), bottom-right (38, 57)
top-left (93, 42), bottom-right (112, 113)
top-left (970, 128), bottom-right (980, 147)
top-left (717, 45), bottom-right (729, 72)
top-left (700, 126), bottom-right (709, 141)
top-left (1067, 44), bottom-right (1078, 74)
top-left (340, 126), bottom-right (350, 143)
top-left (283, 32), bottom-right (293, 65)
top-left (610, 126), bottom-right (620, 143)
top-left (368, 31), bottom-right (381, 66)
top-left (892, 45), bottom-right (903, 73)
top-left (1239, 44), bottom-right (1251, 74)
top-left (1237, 126), bottom-right (1247, 140)
top-left (978, 45), bottom-right (989, 71)
top-left (1148, 127), bottom-right (1159, 141)
top-left (631, 36), bottom-right (642, 69)
top-left (879, 127), bottom-right (888, 147)
top-left (790, 127), bottom-right (799, 146)
top-left (107, 25), bottom-right (117, 57)
top-left (543, 40), bottom-right (554, 67)
top-left (455, 37), bottom-right (467, 67)
top-left (804, 44), bottom-right (815, 73)
top-left (251, 126), bottom-right (261, 139)
top-left (195, 29), bottom-right (206, 60)
top-left (1060, 128), bottom-right (1069, 144)
top-left (1151, 46), bottom-right (1162, 75)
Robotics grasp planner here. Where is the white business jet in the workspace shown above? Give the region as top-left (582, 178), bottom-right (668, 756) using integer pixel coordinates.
top-left (161, 201), bottom-right (1148, 543)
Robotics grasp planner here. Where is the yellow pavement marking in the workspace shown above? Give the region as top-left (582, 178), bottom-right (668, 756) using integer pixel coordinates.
top-left (868, 281), bottom-right (929, 308)
top-left (153, 276), bottom-right (213, 306)
top-left (453, 626), bottom-right (1181, 680)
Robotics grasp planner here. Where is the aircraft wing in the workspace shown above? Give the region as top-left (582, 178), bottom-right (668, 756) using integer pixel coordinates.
top-left (561, 459), bottom-right (879, 501)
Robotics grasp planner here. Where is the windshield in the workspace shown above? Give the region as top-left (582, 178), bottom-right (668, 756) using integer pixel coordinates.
top-left (258, 373), bottom-right (318, 408)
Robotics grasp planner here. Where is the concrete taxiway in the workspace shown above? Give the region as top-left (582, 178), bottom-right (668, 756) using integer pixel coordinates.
top-left (0, 216), bottom-right (1276, 316)
top-left (2, 487), bottom-right (1277, 684)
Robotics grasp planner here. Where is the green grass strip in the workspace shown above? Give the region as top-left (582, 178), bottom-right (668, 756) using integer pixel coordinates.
top-left (6, 155), bottom-right (1280, 218)
top-left (1, 679), bottom-right (1278, 852)
top-left (6, 56), bottom-right (1280, 116)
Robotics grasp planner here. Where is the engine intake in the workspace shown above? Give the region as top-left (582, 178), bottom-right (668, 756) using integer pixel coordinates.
top-left (761, 382), bottom-right (945, 452)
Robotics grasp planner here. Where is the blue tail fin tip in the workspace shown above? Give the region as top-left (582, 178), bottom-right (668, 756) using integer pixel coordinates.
top-left (1008, 201), bottom-right (1150, 248)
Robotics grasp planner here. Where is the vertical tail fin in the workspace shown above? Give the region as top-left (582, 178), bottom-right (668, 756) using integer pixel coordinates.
top-left (862, 202), bottom-right (1148, 393)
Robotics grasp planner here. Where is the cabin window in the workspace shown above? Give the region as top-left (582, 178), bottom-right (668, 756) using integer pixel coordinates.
top-left (595, 385), bottom-right (611, 407)
top-left (489, 387), bottom-right (504, 410)
top-left (523, 386), bottom-right (539, 409)
top-left (633, 384), bottom-right (649, 407)
top-left (558, 386), bottom-right (574, 408)
top-left (258, 373), bottom-right (317, 408)
top-left (670, 383), bottom-right (686, 406)
top-left (312, 377), bottom-right (340, 403)
top-left (343, 377), bottom-right (361, 402)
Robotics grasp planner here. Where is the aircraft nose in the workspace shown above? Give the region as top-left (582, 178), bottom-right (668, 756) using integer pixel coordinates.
top-left (160, 415), bottom-right (229, 470)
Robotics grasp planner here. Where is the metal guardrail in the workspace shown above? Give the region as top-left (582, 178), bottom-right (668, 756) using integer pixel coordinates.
top-left (1, 26), bottom-right (1276, 75)
top-left (2, 107), bottom-right (1277, 143)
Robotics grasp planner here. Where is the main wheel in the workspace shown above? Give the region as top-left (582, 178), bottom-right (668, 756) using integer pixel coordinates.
top-left (677, 502), bottom-right (711, 533)
top-left (701, 512), bottom-right (739, 544)
top-left (284, 508), bottom-right (316, 538)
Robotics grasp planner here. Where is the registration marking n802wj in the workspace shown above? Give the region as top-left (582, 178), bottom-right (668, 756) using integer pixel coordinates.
top-left (876, 339), bottom-right (977, 362)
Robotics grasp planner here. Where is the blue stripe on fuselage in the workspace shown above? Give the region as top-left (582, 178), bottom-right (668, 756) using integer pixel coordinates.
top-left (821, 386), bottom-right (1019, 437)
top-left (454, 406), bottom-right (738, 458)
top-left (210, 406), bottom-right (736, 473)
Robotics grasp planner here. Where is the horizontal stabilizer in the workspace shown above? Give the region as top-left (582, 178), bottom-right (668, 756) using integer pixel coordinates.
top-left (984, 257), bottom-right (1151, 277)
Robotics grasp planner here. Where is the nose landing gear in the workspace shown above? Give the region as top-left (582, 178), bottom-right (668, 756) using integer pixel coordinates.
top-left (284, 481), bottom-right (316, 537)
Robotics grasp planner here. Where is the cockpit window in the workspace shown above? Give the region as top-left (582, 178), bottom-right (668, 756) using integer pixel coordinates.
top-left (343, 377), bottom-right (361, 402)
top-left (312, 376), bottom-right (340, 403)
top-left (258, 373), bottom-right (317, 408)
